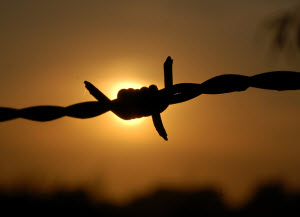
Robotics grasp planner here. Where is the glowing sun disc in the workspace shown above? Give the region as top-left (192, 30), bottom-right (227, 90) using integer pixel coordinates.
top-left (114, 116), bottom-right (144, 125)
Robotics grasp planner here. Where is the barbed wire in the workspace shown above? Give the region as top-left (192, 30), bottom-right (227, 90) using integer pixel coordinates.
top-left (1, 57), bottom-right (300, 140)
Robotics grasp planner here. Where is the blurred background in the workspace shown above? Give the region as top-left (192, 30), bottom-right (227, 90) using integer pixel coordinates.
top-left (1, 0), bottom-right (300, 213)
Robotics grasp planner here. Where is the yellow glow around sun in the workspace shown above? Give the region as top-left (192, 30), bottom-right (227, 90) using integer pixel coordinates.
top-left (109, 81), bottom-right (144, 99)
top-left (108, 80), bottom-right (145, 126)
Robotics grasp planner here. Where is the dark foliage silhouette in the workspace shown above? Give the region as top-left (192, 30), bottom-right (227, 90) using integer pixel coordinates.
top-left (0, 182), bottom-right (299, 217)
top-left (265, 3), bottom-right (300, 51)
top-left (1, 57), bottom-right (300, 140)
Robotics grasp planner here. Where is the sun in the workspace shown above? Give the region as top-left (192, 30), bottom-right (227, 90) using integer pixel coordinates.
top-left (108, 80), bottom-right (145, 126)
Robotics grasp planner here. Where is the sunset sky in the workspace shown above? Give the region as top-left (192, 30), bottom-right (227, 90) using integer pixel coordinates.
top-left (1, 0), bottom-right (300, 204)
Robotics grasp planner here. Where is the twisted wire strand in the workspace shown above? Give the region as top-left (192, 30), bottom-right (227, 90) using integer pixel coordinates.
top-left (0, 101), bottom-right (110, 122)
top-left (169, 71), bottom-right (300, 104)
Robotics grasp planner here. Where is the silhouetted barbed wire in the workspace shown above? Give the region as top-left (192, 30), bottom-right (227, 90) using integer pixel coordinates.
top-left (1, 57), bottom-right (300, 140)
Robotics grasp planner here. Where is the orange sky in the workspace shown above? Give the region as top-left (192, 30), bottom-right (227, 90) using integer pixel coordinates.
top-left (1, 0), bottom-right (300, 204)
